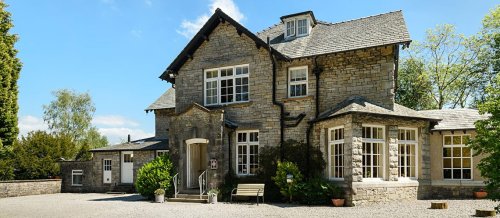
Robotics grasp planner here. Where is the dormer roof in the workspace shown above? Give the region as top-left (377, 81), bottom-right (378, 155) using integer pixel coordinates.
top-left (280, 11), bottom-right (317, 25)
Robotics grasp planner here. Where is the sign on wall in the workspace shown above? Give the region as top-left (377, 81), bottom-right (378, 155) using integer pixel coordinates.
top-left (210, 159), bottom-right (217, 170)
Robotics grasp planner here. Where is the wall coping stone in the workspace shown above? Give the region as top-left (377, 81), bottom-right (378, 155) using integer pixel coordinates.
top-left (431, 180), bottom-right (485, 187)
top-left (353, 180), bottom-right (419, 188)
top-left (0, 179), bottom-right (62, 184)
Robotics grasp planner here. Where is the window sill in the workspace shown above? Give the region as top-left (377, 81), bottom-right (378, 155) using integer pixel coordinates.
top-left (205, 101), bottom-right (253, 109)
top-left (432, 180), bottom-right (483, 187)
top-left (353, 179), bottom-right (419, 188)
top-left (71, 184), bottom-right (83, 187)
top-left (282, 95), bottom-right (314, 102)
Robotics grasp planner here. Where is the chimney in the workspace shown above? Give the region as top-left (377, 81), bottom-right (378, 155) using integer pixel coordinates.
top-left (128, 134), bottom-right (131, 143)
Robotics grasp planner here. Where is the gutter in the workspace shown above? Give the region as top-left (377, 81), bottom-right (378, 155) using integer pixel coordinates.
top-left (268, 37), bottom-right (286, 161)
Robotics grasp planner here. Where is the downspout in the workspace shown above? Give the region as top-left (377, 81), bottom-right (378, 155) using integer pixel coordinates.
top-left (228, 129), bottom-right (234, 173)
top-left (306, 56), bottom-right (322, 178)
top-left (394, 44), bottom-right (400, 93)
top-left (267, 37), bottom-right (285, 161)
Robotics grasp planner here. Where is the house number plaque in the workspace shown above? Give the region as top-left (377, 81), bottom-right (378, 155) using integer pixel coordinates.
top-left (210, 159), bottom-right (217, 170)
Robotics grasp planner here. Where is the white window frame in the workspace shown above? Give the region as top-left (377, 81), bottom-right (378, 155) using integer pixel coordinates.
top-left (284, 17), bottom-right (310, 38)
top-left (72, 170), bottom-right (83, 186)
top-left (361, 125), bottom-right (385, 181)
top-left (285, 20), bottom-right (295, 38)
top-left (328, 126), bottom-right (345, 181)
top-left (397, 127), bottom-right (418, 180)
top-left (203, 64), bottom-right (250, 106)
top-left (235, 130), bottom-right (259, 176)
top-left (156, 150), bottom-right (169, 157)
top-left (442, 134), bottom-right (473, 180)
top-left (296, 18), bottom-right (309, 37)
top-left (288, 66), bottom-right (308, 98)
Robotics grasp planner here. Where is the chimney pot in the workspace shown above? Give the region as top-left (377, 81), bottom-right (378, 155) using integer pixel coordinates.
top-left (128, 134), bottom-right (131, 143)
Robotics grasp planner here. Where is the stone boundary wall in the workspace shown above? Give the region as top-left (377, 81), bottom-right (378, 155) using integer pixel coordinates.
top-left (352, 182), bottom-right (418, 206)
top-left (0, 179), bottom-right (61, 198)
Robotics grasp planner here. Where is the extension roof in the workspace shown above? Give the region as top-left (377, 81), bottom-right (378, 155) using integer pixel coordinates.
top-left (145, 88), bottom-right (175, 112)
top-left (91, 137), bottom-right (168, 152)
top-left (419, 109), bottom-right (489, 131)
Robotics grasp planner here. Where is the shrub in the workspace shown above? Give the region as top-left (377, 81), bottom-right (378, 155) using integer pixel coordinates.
top-left (296, 177), bottom-right (339, 205)
top-left (272, 161), bottom-right (303, 202)
top-left (135, 154), bottom-right (173, 199)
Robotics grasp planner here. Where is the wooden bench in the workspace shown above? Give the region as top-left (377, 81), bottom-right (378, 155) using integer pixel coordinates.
top-left (230, 184), bottom-right (265, 205)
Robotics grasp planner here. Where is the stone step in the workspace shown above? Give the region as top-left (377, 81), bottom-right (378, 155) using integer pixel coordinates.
top-left (176, 194), bottom-right (208, 199)
top-left (167, 198), bottom-right (208, 203)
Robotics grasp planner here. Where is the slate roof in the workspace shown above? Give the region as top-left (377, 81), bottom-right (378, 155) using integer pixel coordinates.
top-left (257, 11), bottom-right (411, 59)
top-left (145, 88), bottom-right (175, 112)
top-left (315, 96), bottom-right (439, 122)
top-left (91, 137), bottom-right (168, 152)
top-left (419, 109), bottom-right (489, 131)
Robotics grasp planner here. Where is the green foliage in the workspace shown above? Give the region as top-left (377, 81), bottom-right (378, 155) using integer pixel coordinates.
top-left (295, 177), bottom-right (340, 205)
top-left (154, 188), bottom-right (165, 195)
top-left (12, 131), bottom-right (77, 179)
top-left (469, 74), bottom-right (500, 212)
top-left (259, 140), bottom-right (326, 179)
top-left (272, 161), bottom-right (303, 202)
top-left (135, 154), bottom-right (173, 199)
top-left (395, 57), bottom-right (435, 110)
top-left (0, 158), bottom-right (14, 180)
top-left (0, 2), bottom-right (22, 148)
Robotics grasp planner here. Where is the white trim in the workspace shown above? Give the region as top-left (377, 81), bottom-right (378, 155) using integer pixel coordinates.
top-left (185, 138), bottom-right (209, 188)
top-left (71, 170), bottom-right (83, 186)
top-left (235, 130), bottom-right (259, 176)
top-left (121, 151), bottom-right (134, 184)
top-left (103, 159), bottom-right (112, 184)
top-left (284, 16), bottom-right (310, 39)
top-left (397, 127), bottom-right (418, 179)
top-left (361, 125), bottom-right (385, 180)
top-left (442, 134), bottom-right (473, 180)
top-left (186, 138), bottom-right (209, 145)
top-left (328, 126), bottom-right (345, 181)
top-left (288, 66), bottom-right (308, 98)
top-left (203, 64), bottom-right (250, 106)
top-left (296, 18), bottom-right (309, 37)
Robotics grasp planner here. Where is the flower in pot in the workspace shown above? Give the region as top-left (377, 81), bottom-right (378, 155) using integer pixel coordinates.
top-left (331, 186), bottom-right (345, 207)
top-left (473, 188), bottom-right (488, 199)
top-left (207, 188), bottom-right (219, 204)
top-left (154, 188), bottom-right (165, 203)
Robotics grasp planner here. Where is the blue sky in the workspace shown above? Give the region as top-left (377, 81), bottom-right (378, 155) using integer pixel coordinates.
top-left (6, 0), bottom-right (498, 144)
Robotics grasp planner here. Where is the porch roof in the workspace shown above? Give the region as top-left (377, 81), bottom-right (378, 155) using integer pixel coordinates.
top-left (315, 96), bottom-right (440, 122)
top-left (419, 109), bottom-right (489, 131)
top-left (91, 137), bottom-right (168, 152)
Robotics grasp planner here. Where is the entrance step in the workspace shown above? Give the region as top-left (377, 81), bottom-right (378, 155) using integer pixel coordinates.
top-left (179, 189), bottom-right (201, 194)
top-left (176, 194), bottom-right (208, 199)
top-left (167, 194), bottom-right (208, 203)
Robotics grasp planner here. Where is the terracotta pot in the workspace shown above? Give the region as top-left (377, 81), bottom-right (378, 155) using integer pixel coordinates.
top-left (332, 198), bottom-right (345, 207)
top-left (474, 191), bottom-right (488, 199)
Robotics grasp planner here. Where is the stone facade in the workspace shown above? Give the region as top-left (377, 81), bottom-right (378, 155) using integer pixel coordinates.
top-left (154, 109), bottom-right (174, 139)
top-left (0, 179), bottom-right (61, 198)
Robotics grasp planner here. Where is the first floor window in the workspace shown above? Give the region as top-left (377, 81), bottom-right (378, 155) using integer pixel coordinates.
top-left (72, 170), bottom-right (83, 186)
top-left (286, 20), bottom-right (295, 37)
top-left (204, 65), bottom-right (249, 105)
top-left (443, 134), bottom-right (472, 180)
top-left (156, 150), bottom-right (168, 157)
top-left (288, 66), bottom-right (308, 97)
top-left (398, 128), bottom-right (417, 178)
top-left (328, 127), bottom-right (344, 179)
top-left (362, 126), bottom-right (384, 179)
top-left (297, 18), bottom-right (308, 36)
top-left (236, 130), bottom-right (259, 175)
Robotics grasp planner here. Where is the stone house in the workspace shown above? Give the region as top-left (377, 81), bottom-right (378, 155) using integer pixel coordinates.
top-left (60, 9), bottom-right (489, 206)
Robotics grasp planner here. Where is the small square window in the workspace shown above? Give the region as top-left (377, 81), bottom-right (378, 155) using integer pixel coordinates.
top-left (72, 170), bottom-right (83, 186)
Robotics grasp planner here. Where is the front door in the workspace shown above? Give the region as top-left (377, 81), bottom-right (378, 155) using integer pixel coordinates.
top-left (103, 159), bottom-right (112, 184)
top-left (187, 143), bottom-right (207, 188)
top-left (121, 151), bottom-right (134, 184)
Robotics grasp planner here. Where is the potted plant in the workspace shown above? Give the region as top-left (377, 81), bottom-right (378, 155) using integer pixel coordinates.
top-left (154, 188), bottom-right (165, 203)
top-left (331, 186), bottom-right (345, 207)
top-left (207, 188), bottom-right (219, 204)
top-left (473, 188), bottom-right (488, 199)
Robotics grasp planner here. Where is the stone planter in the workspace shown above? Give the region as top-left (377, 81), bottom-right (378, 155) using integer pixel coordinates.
top-left (332, 199), bottom-right (344, 207)
top-left (208, 195), bottom-right (218, 204)
top-left (155, 194), bottom-right (165, 203)
top-left (474, 191), bottom-right (488, 199)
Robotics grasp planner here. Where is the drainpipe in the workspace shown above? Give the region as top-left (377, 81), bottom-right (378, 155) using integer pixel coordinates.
top-left (306, 56), bottom-right (322, 178)
top-left (267, 37), bottom-right (285, 161)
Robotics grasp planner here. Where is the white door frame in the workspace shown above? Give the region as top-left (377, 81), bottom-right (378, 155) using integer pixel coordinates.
top-left (121, 151), bottom-right (134, 184)
top-left (103, 159), bottom-right (112, 184)
top-left (186, 138), bottom-right (209, 188)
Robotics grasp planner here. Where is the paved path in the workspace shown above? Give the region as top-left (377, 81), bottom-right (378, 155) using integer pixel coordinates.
top-left (0, 193), bottom-right (497, 218)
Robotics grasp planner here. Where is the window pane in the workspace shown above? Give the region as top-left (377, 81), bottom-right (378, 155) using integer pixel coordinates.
top-left (452, 169), bottom-right (461, 179)
top-left (462, 169), bottom-right (471, 179)
top-left (453, 158), bottom-right (461, 168)
top-left (462, 158), bottom-right (471, 168)
top-left (453, 136), bottom-right (461, 145)
top-left (206, 70), bottom-right (217, 78)
top-left (444, 169), bottom-right (452, 179)
top-left (290, 69), bottom-right (307, 81)
top-left (220, 79), bottom-right (233, 103)
top-left (444, 136), bottom-right (452, 145)
top-left (443, 148), bottom-right (451, 157)
top-left (443, 158), bottom-right (451, 168)
top-left (297, 19), bottom-right (308, 35)
top-left (462, 147), bottom-right (471, 157)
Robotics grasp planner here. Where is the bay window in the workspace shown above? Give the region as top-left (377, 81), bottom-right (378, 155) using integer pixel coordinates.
top-left (328, 126), bottom-right (344, 180)
top-left (362, 125), bottom-right (384, 179)
top-left (398, 128), bottom-right (418, 179)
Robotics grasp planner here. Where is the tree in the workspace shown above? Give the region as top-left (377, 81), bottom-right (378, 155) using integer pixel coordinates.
top-left (12, 131), bottom-right (77, 179)
top-left (397, 24), bottom-right (490, 109)
top-left (0, 2), bottom-right (22, 148)
top-left (43, 89), bottom-right (108, 159)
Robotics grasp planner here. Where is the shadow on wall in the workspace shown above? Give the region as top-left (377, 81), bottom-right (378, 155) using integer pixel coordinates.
top-left (88, 194), bottom-right (146, 202)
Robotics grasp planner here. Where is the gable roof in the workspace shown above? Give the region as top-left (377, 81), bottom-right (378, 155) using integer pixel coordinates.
top-left (160, 8), bottom-right (288, 82)
top-left (315, 96), bottom-right (439, 122)
top-left (257, 11), bottom-right (411, 59)
top-left (419, 109), bottom-right (489, 131)
top-left (145, 88), bottom-right (175, 112)
top-left (91, 137), bottom-right (168, 152)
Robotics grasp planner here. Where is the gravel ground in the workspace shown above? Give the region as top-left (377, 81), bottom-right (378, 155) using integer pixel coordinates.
top-left (0, 193), bottom-right (498, 218)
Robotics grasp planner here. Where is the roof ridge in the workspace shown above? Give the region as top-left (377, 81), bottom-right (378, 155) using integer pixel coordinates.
top-left (316, 10), bottom-right (402, 26)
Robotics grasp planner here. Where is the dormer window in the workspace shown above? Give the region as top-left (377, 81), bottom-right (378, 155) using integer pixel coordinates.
top-left (286, 20), bottom-right (295, 37)
top-left (297, 18), bottom-right (308, 36)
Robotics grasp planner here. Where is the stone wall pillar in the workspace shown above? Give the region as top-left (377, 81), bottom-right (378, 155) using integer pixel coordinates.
top-left (388, 125), bottom-right (399, 181)
top-left (351, 122), bottom-right (363, 183)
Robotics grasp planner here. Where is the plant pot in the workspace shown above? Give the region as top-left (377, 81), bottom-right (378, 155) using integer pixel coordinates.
top-left (474, 191), bottom-right (488, 199)
top-left (332, 198), bottom-right (345, 207)
top-left (155, 194), bottom-right (165, 203)
top-left (209, 195), bottom-right (218, 204)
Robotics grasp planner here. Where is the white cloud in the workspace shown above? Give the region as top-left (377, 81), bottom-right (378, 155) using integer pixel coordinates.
top-left (130, 29), bottom-right (143, 38)
top-left (98, 127), bottom-right (154, 145)
top-left (18, 115), bottom-right (48, 136)
top-left (144, 0), bottom-right (152, 7)
top-left (92, 115), bottom-right (139, 127)
top-left (177, 0), bottom-right (245, 38)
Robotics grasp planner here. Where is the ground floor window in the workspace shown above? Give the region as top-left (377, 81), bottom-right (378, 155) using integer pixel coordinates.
top-left (398, 128), bottom-right (418, 178)
top-left (72, 170), bottom-right (83, 186)
top-left (236, 130), bottom-right (259, 175)
top-left (328, 126), bottom-right (344, 179)
top-left (156, 150), bottom-right (169, 157)
top-left (362, 125), bottom-right (385, 179)
top-left (443, 134), bottom-right (472, 180)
